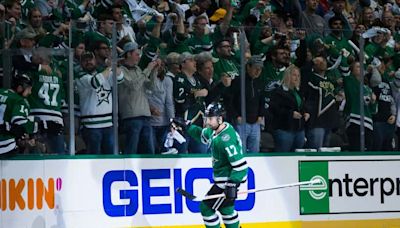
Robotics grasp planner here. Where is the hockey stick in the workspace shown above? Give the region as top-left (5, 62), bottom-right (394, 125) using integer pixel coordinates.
top-left (176, 179), bottom-right (321, 201)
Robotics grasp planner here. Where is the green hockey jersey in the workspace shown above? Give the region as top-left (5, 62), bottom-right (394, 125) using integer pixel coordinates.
top-left (173, 73), bottom-right (206, 125)
top-left (261, 61), bottom-right (286, 87)
top-left (343, 74), bottom-right (378, 130)
top-left (0, 89), bottom-right (35, 154)
top-left (188, 122), bottom-right (248, 188)
top-left (28, 68), bottom-right (65, 125)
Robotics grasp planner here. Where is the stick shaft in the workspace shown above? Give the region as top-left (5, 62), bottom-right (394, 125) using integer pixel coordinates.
top-left (201, 180), bottom-right (315, 201)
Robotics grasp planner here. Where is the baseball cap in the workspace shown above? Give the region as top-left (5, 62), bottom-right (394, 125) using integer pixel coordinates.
top-left (210, 8), bottom-right (227, 22)
top-left (247, 55), bottom-right (264, 68)
top-left (362, 27), bottom-right (390, 39)
top-left (15, 29), bottom-right (37, 41)
top-left (121, 41), bottom-right (138, 56)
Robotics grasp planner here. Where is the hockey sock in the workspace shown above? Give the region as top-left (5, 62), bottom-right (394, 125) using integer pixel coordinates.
top-left (200, 201), bottom-right (220, 228)
top-left (219, 206), bottom-right (240, 228)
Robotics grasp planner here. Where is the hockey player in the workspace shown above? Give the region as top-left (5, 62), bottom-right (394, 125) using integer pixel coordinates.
top-left (172, 102), bottom-right (248, 228)
top-left (0, 74), bottom-right (36, 154)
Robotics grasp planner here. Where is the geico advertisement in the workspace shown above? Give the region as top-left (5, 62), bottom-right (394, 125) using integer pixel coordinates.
top-left (299, 160), bottom-right (400, 214)
top-left (102, 167), bottom-right (256, 217)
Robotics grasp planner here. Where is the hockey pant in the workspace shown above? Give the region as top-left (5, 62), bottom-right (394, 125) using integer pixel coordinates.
top-left (200, 184), bottom-right (240, 228)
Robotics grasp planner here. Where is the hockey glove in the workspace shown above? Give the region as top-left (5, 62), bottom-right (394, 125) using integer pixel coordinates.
top-left (224, 181), bottom-right (239, 201)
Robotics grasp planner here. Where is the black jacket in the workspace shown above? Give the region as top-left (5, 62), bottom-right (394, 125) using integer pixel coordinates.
top-left (269, 86), bottom-right (307, 131)
top-left (195, 73), bottom-right (229, 105)
top-left (230, 75), bottom-right (266, 124)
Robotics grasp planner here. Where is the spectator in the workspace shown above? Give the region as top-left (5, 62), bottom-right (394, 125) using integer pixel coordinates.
top-left (195, 51), bottom-right (231, 105)
top-left (12, 30), bottom-right (48, 74)
top-left (188, 15), bottom-right (214, 53)
top-left (323, 0), bottom-right (353, 38)
top-left (382, 10), bottom-right (396, 33)
top-left (34, 0), bottom-right (53, 18)
top-left (162, 10), bottom-right (190, 54)
top-left (231, 55), bottom-right (266, 153)
top-left (25, 8), bottom-right (46, 37)
top-left (390, 71), bottom-right (400, 150)
top-left (213, 38), bottom-right (239, 82)
top-left (73, 40), bottom-right (86, 72)
top-left (3, 10), bottom-right (21, 47)
top-left (350, 23), bottom-right (366, 47)
top-left (187, 5), bottom-right (232, 54)
top-left (343, 61), bottom-right (377, 151)
top-left (173, 52), bottom-right (208, 153)
top-left (165, 52), bottom-right (181, 79)
top-left (368, 61), bottom-right (396, 151)
top-left (118, 41), bottom-right (160, 154)
top-left (262, 45), bottom-right (290, 88)
top-left (92, 40), bottom-right (111, 72)
top-left (5, 0), bottom-right (22, 30)
top-left (75, 51), bottom-right (123, 154)
top-left (62, 38), bottom-right (86, 154)
top-left (185, 0), bottom-right (213, 29)
top-left (304, 56), bottom-right (341, 149)
top-left (269, 65), bottom-right (310, 152)
top-left (85, 13), bottom-right (113, 47)
top-left (324, 15), bottom-right (354, 60)
top-left (111, 5), bottom-right (136, 43)
top-left (28, 47), bottom-right (65, 154)
top-left (262, 45), bottom-right (291, 132)
top-left (364, 27), bottom-right (393, 62)
top-left (298, 0), bottom-right (328, 37)
top-left (147, 59), bottom-right (175, 154)
top-left (359, 7), bottom-right (375, 28)
top-left (63, 0), bottom-right (93, 20)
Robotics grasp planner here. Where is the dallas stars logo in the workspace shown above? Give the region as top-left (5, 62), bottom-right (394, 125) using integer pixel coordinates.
top-left (319, 81), bottom-right (335, 98)
top-left (96, 85), bottom-right (112, 106)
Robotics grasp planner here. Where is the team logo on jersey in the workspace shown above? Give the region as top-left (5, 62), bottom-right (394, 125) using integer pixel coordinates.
top-left (221, 134), bottom-right (230, 142)
top-left (96, 85), bottom-right (112, 106)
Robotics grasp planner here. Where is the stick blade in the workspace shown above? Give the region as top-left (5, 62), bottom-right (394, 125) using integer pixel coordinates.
top-left (176, 187), bottom-right (196, 200)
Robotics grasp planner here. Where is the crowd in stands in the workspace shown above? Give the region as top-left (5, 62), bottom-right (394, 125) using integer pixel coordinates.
top-left (1, 0), bottom-right (400, 155)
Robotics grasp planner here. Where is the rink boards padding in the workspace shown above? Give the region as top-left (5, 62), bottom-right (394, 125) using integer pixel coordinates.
top-left (1, 153), bottom-right (400, 228)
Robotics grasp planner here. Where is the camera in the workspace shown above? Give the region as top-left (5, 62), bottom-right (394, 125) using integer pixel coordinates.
top-left (274, 32), bottom-right (287, 41)
top-left (364, 96), bottom-right (371, 104)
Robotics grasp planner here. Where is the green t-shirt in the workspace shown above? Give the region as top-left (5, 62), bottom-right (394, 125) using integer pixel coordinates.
top-left (213, 55), bottom-right (240, 82)
top-left (324, 34), bottom-right (354, 59)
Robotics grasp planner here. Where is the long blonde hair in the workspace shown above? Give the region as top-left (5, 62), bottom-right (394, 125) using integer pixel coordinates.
top-left (282, 64), bottom-right (300, 90)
